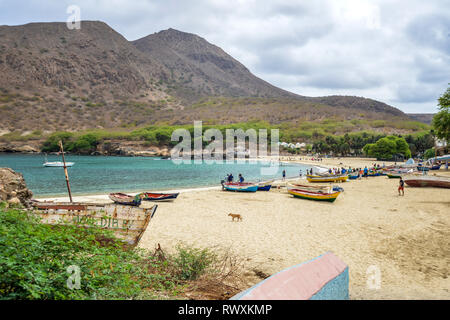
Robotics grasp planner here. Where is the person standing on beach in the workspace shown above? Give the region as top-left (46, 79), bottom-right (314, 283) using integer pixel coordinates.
top-left (363, 166), bottom-right (368, 178)
top-left (282, 170), bottom-right (286, 181)
top-left (398, 178), bottom-right (405, 196)
top-left (238, 174), bottom-right (244, 183)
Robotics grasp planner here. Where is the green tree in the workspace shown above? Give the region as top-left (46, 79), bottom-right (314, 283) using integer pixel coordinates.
top-left (363, 136), bottom-right (411, 160)
top-left (432, 85), bottom-right (450, 142)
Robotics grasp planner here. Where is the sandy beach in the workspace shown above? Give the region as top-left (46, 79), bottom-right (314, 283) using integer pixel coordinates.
top-left (37, 157), bottom-right (450, 299)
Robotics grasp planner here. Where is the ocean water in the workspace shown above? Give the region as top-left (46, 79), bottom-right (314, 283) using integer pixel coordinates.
top-left (0, 154), bottom-right (313, 196)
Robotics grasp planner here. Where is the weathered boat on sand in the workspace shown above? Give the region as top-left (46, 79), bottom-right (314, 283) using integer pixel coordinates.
top-left (139, 192), bottom-right (179, 201)
top-left (386, 173), bottom-right (402, 179)
top-left (288, 187), bottom-right (341, 202)
top-left (231, 251), bottom-right (349, 300)
top-left (306, 174), bottom-right (348, 183)
top-left (222, 182), bottom-right (258, 192)
top-left (31, 202), bottom-right (158, 245)
top-left (109, 193), bottom-right (142, 206)
top-left (404, 175), bottom-right (450, 188)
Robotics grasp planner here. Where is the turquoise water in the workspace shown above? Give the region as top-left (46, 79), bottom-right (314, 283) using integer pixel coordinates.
top-left (0, 154), bottom-right (312, 196)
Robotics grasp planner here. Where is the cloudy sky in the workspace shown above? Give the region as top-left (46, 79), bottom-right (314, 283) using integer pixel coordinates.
top-left (1, 0), bottom-right (449, 113)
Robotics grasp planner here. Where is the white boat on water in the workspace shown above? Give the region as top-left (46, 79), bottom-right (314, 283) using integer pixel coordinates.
top-left (43, 161), bottom-right (74, 167)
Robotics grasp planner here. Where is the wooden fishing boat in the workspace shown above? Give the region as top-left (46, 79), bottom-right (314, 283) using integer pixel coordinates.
top-left (417, 166), bottom-right (430, 172)
top-left (257, 180), bottom-right (273, 191)
top-left (403, 175), bottom-right (450, 188)
top-left (287, 183), bottom-right (331, 193)
top-left (109, 193), bottom-right (142, 206)
top-left (348, 174), bottom-right (359, 180)
top-left (139, 192), bottom-right (179, 201)
top-left (306, 174), bottom-right (348, 183)
top-left (288, 187), bottom-right (340, 202)
top-left (31, 201), bottom-right (157, 246)
top-left (222, 182), bottom-right (258, 192)
top-left (386, 173), bottom-right (402, 179)
top-left (431, 164), bottom-right (442, 170)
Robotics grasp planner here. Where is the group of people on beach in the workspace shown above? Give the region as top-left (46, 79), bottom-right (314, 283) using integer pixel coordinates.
top-left (225, 173), bottom-right (245, 183)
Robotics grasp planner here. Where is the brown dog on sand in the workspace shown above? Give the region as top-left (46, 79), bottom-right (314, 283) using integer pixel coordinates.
top-left (228, 213), bottom-right (243, 222)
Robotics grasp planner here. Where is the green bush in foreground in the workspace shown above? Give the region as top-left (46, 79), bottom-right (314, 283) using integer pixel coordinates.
top-left (0, 206), bottom-right (222, 300)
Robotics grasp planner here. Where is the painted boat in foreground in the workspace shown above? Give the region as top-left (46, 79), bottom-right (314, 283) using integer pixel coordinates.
top-left (306, 174), bottom-right (348, 183)
top-left (139, 192), bottom-right (179, 201)
top-left (288, 187), bottom-right (341, 202)
top-left (31, 201), bottom-right (157, 245)
top-left (231, 251), bottom-right (349, 300)
top-left (109, 193), bottom-right (142, 206)
top-left (222, 182), bottom-right (258, 192)
top-left (403, 175), bottom-right (450, 188)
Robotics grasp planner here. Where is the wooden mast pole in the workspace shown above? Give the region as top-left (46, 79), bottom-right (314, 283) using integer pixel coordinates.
top-left (59, 140), bottom-right (73, 203)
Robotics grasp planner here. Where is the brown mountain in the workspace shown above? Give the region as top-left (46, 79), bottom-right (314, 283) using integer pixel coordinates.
top-left (0, 21), bottom-right (412, 133)
top-left (132, 28), bottom-right (297, 103)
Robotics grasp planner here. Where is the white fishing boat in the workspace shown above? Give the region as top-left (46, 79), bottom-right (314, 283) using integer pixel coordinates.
top-left (43, 161), bottom-right (74, 167)
top-left (43, 153), bottom-right (74, 167)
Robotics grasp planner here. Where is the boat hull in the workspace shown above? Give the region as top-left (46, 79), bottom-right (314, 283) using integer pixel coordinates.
top-left (404, 176), bottom-right (450, 188)
top-left (31, 202), bottom-right (157, 245)
top-left (109, 193), bottom-right (142, 206)
top-left (231, 252), bottom-right (349, 300)
top-left (306, 175), bottom-right (348, 183)
top-left (288, 188), bottom-right (340, 202)
top-left (387, 174), bottom-right (402, 179)
top-left (140, 192), bottom-right (179, 201)
top-left (44, 162), bottom-right (74, 167)
top-left (257, 185), bottom-right (272, 191)
top-left (222, 182), bottom-right (258, 192)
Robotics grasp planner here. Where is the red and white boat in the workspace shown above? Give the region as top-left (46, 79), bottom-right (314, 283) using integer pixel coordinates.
top-left (403, 175), bottom-right (450, 188)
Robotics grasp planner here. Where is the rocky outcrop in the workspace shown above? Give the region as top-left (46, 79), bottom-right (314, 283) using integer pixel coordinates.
top-left (95, 140), bottom-right (170, 157)
top-left (0, 141), bottom-right (41, 153)
top-left (0, 168), bottom-right (33, 206)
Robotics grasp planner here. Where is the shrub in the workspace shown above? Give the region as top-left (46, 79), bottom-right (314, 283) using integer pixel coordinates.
top-left (172, 245), bottom-right (217, 281)
top-left (0, 206), bottom-right (236, 300)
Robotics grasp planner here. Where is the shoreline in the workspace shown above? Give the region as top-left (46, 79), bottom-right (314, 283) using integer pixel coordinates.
top-left (34, 176), bottom-right (306, 202)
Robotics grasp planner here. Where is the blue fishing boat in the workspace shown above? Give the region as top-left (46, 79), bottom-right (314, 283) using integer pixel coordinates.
top-left (348, 174), bottom-right (359, 180)
top-left (222, 182), bottom-right (258, 192)
top-left (257, 180), bottom-right (273, 191)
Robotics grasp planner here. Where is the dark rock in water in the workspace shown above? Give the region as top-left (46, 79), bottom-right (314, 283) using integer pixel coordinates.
top-left (0, 168), bottom-right (33, 206)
